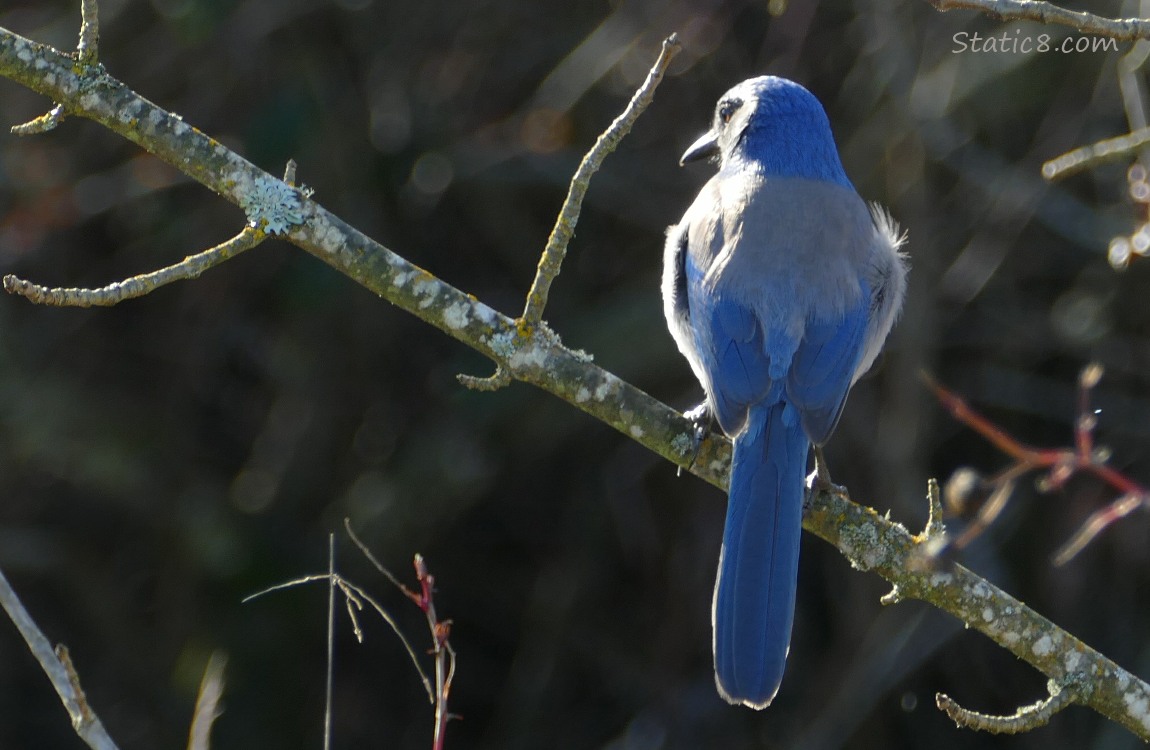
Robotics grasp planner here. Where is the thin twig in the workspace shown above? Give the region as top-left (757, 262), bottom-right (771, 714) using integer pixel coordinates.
top-left (1042, 126), bottom-right (1150, 180)
top-left (457, 366), bottom-right (512, 391)
top-left (336, 577), bottom-right (434, 701)
top-left (520, 33), bottom-right (680, 328)
top-left (11, 0), bottom-right (100, 135)
top-left (0, 567), bottom-right (119, 750)
top-left (937, 675), bottom-right (1082, 733)
top-left (412, 554), bottom-right (455, 750)
top-left (324, 534), bottom-right (335, 750)
top-left (77, 0), bottom-right (99, 65)
top-left (243, 570), bottom-right (433, 701)
top-left (1052, 493), bottom-right (1145, 565)
top-left (460, 33), bottom-right (681, 391)
top-left (343, 519), bottom-right (412, 597)
top-left (4, 225), bottom-right (265, 306)
top-left (186, 652), bottom-right (226, 750)
top-left (10, 103), bottom-right (65, 136)
top-left (925, 0), bottom-right (1150, 41)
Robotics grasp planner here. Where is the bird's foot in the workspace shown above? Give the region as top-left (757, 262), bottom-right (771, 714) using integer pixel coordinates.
top-left (804, 445), bottom-right (848, 512)
top-left (679, 402), bottom-right (714, 476)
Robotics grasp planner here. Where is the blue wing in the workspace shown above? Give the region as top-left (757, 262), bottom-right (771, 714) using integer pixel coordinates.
top-left (785, 291), bottom-right (871, 445)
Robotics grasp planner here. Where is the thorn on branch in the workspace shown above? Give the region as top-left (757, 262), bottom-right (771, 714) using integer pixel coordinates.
top-left (936, 675), bottom-right (1083, 734)
top-left (3, 226), bottom-right (266, 307)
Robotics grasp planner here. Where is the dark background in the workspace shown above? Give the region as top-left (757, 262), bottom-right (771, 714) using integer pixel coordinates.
top-left (2, 0), bottom-right (1150, 747)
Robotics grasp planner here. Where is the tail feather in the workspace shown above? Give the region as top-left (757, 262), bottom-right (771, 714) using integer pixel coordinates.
top-left (712, 402), bottom-right (808, 708)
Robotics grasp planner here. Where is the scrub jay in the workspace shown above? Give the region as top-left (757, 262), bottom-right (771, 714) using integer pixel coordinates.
top-left (662, 76), bottom-right (907, 708)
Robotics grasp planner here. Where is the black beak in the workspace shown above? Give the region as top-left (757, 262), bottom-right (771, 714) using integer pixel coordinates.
top-left (679, 130), bottom-right (720, 165)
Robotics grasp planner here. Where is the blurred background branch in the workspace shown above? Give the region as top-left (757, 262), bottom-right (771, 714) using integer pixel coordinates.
top-left (926, 0), bottom-right (1150, 40)
top-left (3, 0), bottom-right (1150, 748)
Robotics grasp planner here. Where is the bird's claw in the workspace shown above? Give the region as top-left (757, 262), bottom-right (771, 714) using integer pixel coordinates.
top-left (679, 402), bottom-right (714, 476)
top-left (804, 446), bottom-right (848, 513)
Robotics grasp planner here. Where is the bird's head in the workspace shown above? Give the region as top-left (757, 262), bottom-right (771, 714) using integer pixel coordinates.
top-left (680, 76), bottom-right (850, 186)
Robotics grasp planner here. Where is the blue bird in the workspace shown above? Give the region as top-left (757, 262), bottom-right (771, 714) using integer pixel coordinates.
top-left (662, 76), bottom-right (907, 708)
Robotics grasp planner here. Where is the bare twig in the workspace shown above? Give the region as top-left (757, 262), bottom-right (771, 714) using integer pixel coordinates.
top-left (521, 33), bottom-right (680, 327)
top-left (186, 652), bottom-right (226, 750)
top-left (4, 226), bottom-right (266, 306)
top-left (0, 567), bottom-right (120, 750)
top-left (77, 0), bottom-right (99, 65)
top-left (342, 519), bottom-right (411, 595)
top-left (11, 0), bottom-right (101, 135)
top-left (925, 0), bottom-right (1150, 41)
top-left (10, 103), bottom-right (65, 136)
top-left (457, 365), bottom-right (512, 391)
top-left (343, 520), bottom-right (457, 746)
top-left (411, 554), bottom-right (456, 750)
top-left (324, 535), bottom-right (335, 750)
top-left (1042, 126), bottom-right (1150, 180)
top-left (460, 33), bottom-right (681, 392)
top-left (243, 571), bottom-right (432, 699)
top-left (1052, 492), bottom-right (1144, 565)
top-left (937, 675), bottom-right (1083, 733)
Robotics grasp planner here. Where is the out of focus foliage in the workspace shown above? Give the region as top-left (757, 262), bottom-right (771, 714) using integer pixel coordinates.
top-left (1, 1), bottom-right (1149, 748)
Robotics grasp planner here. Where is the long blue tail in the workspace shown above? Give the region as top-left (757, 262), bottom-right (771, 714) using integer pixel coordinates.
top-left (712, 401), bottom-right (809, 708)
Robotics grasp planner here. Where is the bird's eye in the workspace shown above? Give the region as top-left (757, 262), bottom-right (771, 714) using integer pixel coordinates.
top-left (718, 98), bottom-right (742, 124)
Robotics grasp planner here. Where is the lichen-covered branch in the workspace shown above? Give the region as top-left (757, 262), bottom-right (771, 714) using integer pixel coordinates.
top-left (11, 103), bottom-right (65, 136)
top-left (3, 15), bottom-right (1150, 742)
top-left (925, 0), bottom-right (1150, 41)
top-left (4, 225), bottom-right (266, 306)
top-left (77, 0), bottom-right (99, 66)
top-left (462, 32), bottom-right (681, 391)
top-left (937, 675), bottom-right (1081, 734)
top-left (0, 566), bottom-right (120, 750)
top-left (0, 23), bottom-right (714, 476)
top-left (804, 484), bottom-right (1150, 739)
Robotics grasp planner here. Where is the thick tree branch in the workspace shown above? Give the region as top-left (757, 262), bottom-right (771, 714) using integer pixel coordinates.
top-left (4, 16), bottom-right (1150, 742)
